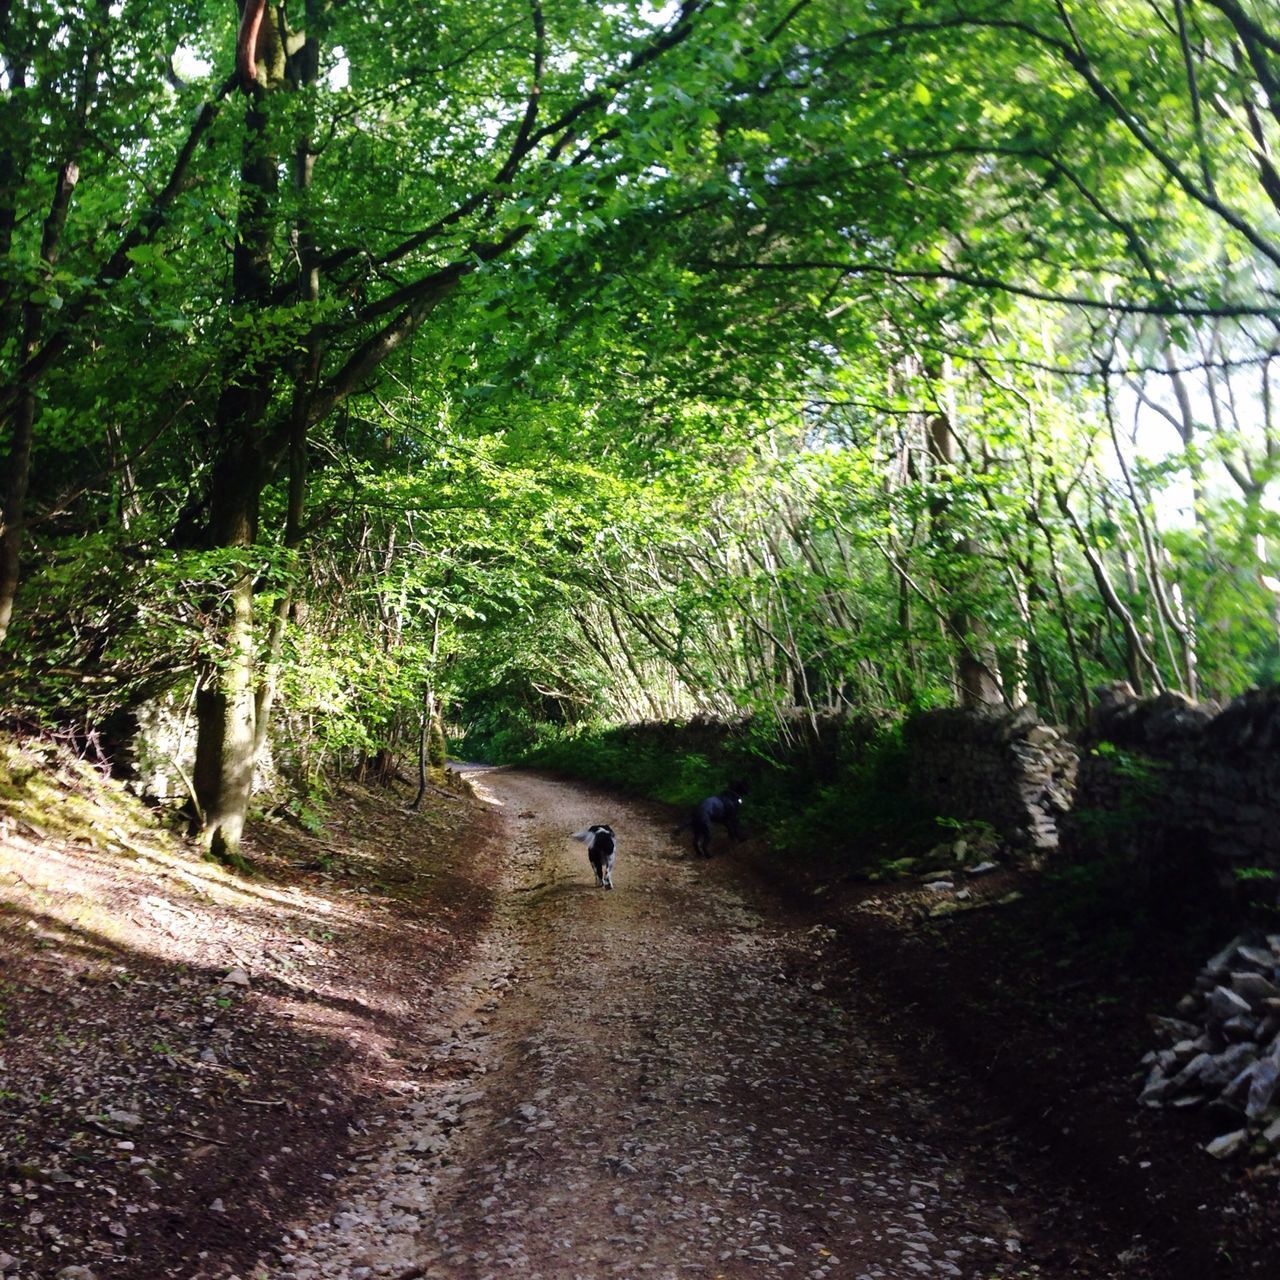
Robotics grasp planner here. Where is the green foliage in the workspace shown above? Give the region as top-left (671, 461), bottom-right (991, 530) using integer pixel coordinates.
top-left (1234, 867), bottom-right (1278, 885)
top-left (469, 715), bottom-right (930, 871)
top-left (293, 787), bottom-right (329, 837)
top-left (4, 0), bottom-right (1280, 826)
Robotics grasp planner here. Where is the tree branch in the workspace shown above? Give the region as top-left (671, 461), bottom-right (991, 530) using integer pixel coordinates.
top-left (692, 256), bottom-right (1278, 318)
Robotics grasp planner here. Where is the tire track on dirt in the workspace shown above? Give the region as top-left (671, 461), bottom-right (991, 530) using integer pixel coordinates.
top-left (401, 769), bottom-right (1031, 1280)
top-left (270, 767), bottom-right (1040, 1280)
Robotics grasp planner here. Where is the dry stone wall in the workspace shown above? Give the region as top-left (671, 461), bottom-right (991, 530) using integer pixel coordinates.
top-left (906, 685), bottom-right (1280, 899)
top-left (891, 688), bottom-right (1280, 1167)
top-left (1066, 683), bottom-right (1280, 902)
top-left (902, 706), bottom-right (1078, 856)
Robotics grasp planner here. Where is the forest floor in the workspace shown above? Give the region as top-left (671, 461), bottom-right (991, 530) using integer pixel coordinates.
top-left (1, 745), bottom-right (1277, 1279)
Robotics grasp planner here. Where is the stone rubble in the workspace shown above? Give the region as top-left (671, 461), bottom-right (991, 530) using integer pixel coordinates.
top-left (1139, 932), bottom-right (1280, 1160)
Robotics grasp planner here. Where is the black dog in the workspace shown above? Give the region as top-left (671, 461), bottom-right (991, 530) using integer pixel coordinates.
top-left (674, 781), bottom-right (747, 858)
top-left (571, 824), bottom-right (616, 889)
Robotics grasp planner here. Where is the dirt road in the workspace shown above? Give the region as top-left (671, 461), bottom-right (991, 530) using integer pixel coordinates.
top-left (273, 767), bottom-right (1039, 1280)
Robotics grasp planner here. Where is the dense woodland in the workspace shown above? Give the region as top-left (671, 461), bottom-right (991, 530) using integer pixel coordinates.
top-left (2, 0), bottom-right (1279, 854)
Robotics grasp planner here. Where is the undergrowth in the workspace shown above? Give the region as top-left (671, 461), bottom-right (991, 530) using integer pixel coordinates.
top-left (0, 734), bottom-right (144, 844)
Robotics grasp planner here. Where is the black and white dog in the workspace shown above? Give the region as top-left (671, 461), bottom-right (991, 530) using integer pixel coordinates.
top-left (571, 824), bottom-right (616, 889)
top-left (674, 781), bottom-right (747, 858)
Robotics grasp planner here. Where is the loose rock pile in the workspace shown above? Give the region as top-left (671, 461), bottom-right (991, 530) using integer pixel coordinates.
top-left (1139, 933), bottom-right (1280, 1160)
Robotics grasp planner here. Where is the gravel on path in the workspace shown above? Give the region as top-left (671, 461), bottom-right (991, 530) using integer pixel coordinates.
top-left (268, 768), bottom-right (1032, 1280)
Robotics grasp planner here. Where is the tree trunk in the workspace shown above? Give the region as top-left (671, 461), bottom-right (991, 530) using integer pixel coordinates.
top-left (0, 26), bottom-right (24, 644)
top-left (411, 610), bottom-right (443, 810)
top-left (926, 411), bottom-right (1004, 709)
top-left (253, 63), bottom-right (321, 761)
top-left (411, 683), bottom-right (433, 811)
top-left (193, 561), bottom-right (258, 857)
top-left (0, 9), bottom-right (102, 642)
top-left (192, 79), bottom-right (277, 857)
top-left (1, 152), bottom-right (77, 641)
top-left (1053, 485), bottom-right (1164, 695)
top-left (0, 388), bottom-right (35, 642)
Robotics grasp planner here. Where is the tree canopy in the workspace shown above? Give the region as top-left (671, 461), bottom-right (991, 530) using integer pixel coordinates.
top-left (2, 0), bottom-right (1279, 847)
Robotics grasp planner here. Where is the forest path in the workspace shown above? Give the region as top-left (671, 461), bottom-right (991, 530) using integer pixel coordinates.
top-left (274, 768), bottom-right (1032, 1280)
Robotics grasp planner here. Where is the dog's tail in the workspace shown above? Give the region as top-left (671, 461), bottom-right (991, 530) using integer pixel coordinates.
top-left (670, 820), bottom-right (691, 837)
top-left (570, 829), bottom-right (592, 844)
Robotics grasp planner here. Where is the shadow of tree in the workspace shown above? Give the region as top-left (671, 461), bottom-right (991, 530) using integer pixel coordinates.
top-left (0, 782), bottom-right (502, 1280)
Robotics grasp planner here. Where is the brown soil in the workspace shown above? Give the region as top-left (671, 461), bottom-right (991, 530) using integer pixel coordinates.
top-left (0, 737), bottom-right (502, 1279)
top-left (3, 743), bottom-right (1278, 1279)
top-left (735, 850), bottom-right (1280, 1278)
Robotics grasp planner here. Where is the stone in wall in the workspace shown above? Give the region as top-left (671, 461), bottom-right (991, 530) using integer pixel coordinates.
top-left (1067, 683), bottom-right (1280, 902)
top-left (1086, 682), bottom-right (1217, 748)
top-left (903, 705), bottom-right (1078, 857)
top-left (124, 691), bottom-right (283, 810)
